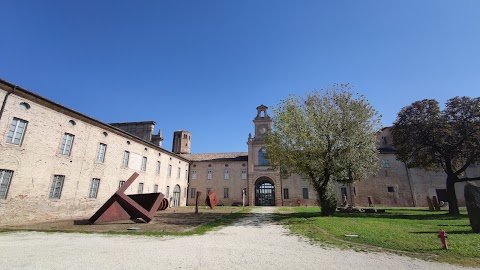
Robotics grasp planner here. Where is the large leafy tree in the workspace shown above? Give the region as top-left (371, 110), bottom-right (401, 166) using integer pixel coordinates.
top-left (392, 97), bottom-right (480, 215)
top-left (265, 84), bottom-right (381, 216)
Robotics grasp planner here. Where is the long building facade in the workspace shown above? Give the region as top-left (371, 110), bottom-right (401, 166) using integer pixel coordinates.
top-left (184, 107), bottom-right (480, 209)
top-left (1, 79), bottom-right (478, 225)
top-left (0, 80), bottom-right (189, 225)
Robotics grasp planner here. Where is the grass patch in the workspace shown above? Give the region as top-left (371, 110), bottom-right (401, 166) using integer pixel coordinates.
top-left (275, 207), bottom-right (480, 267)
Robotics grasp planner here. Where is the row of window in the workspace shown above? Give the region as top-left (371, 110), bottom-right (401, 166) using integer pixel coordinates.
top-left (47, 175), bottom-right (103, 199)
top-left (191, 170), bottom-right (247, 180)
top-left (6, 117), bottom-right (188, 178)
top-left (1, 172), bottom-right (101, 200)
top-left (0, 169), bottom-right (168, 200)
top-left (8, 118), bottom-right (80, 158)
top-left (189, 187), bottom-right (246, 199)
top-left (186, 187), bottom-right (310, 200)
top-left (119, 180), bottom-right (159, 194)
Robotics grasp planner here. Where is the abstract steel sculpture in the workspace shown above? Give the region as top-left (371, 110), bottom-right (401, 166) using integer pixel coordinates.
top-left (89, 172), bottom-right (167, 223)
top-left (206, 191), bottom-right (219, 209)
top-left (158, 198), bottom-right (169, 211)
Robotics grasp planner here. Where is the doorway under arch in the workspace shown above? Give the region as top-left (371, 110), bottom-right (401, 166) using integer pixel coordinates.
top-left (255, 177), bottom-right (275, 206)
top-left (172, 185), bottom-right (181, 207)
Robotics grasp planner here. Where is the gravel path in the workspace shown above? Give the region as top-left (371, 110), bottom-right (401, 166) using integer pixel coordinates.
top-left (0, 207), bottom-right (475, 270)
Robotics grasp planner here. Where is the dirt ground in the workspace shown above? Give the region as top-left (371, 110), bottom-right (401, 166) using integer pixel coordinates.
top-left (0, 206), bottom-right (246, 233)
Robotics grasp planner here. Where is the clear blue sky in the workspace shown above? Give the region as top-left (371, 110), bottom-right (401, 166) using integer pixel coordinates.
top-left (1, 1), bottom-right (479, 153)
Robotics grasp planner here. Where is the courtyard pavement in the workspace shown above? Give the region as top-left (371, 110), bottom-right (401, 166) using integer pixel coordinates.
top-left (0, 207), bottom-right (476, 270)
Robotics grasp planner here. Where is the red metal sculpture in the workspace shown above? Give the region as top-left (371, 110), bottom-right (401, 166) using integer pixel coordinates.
top-left (206, 191), bottom-right (219, 209)
top-left (89, 172), bottom-right (167, 223)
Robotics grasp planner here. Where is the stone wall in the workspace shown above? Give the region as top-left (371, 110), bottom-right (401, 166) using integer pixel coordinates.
top-left (186, 157), bottom-right (248, 206)
top-left (0, 83), bottom-right (189, 225)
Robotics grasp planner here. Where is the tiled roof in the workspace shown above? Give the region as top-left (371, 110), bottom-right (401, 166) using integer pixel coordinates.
top-left (180, 152), bottom-right (248, 162)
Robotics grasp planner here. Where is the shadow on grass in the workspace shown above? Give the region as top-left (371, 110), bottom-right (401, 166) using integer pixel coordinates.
top-left (273, 208), bottom-right (469, 222)
top-left (412, 230), bottom-right (475, 234)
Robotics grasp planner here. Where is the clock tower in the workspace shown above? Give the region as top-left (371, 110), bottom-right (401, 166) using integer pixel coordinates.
top-left (247, 104), bottom-right (281, 206)
top-left (253, 104), bottom-right (271, 140)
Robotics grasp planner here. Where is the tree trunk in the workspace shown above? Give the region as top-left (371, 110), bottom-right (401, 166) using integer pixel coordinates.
top-left (446, 174), bottom-right (460, 215)
top-left (313, 182), bottom-right (324, 210)
top-left (312, 179), bottom-right (337, 216)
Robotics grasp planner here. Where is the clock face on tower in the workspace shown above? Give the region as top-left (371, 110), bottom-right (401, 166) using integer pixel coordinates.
top-left (258, 126), bottom-right (267, 135)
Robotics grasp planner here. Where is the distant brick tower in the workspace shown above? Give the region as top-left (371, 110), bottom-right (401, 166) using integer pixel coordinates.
top-left (172, 130), bottom-right (191, 154)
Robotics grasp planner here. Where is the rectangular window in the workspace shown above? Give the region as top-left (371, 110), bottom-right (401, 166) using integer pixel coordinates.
top-left (141, 156), bottom-right (147, 171)
top-left (96, 143), bottom-right (107, 163)
top-left (207, 170), bottom-right (212, 180)
top-left (185, 170), bottom-right (188, 180)
top-left (224, 170), bottom-right (229, 180)
top-left (190, 188), bottom-right (196, 198)
top-left (138, 183), bottom-right (144, 194)
top-left (118, 180), bottom-right (125, 189)
top-left (241, 170), bottom-right (247, 180)
top-left (224, 188), bottom-right (229, 198)
top-left (177, 167), bottom-right (181, 178)
top-left (89, 178), bottom-right (100, 198)
top-left (192, 170), bottom-right (197, 180)
top-left (168, 165), bottom-right (172, 177)
top-left (166, 186), bottom-right (170, 198)
top-left (0, 169), bottom-right (14, 199)
top-left (156, 161), bottom-right (161, 174)
top-left (6, 117), bottom-right (28, 145)
top-left (383, 160), bottom-right (390, 168)
top-left (122, 151), bottom-right (130, 167)
top-left (283, 188), bottom-right (289, 199)
top-left (60, 133), bottom-right (74, 156)
top-left (302, 188), bottom-right (309, 199)
top-left (153, 184), bottom-right (159, 193)
top-left (49, 175), bottom-right (65, 199)
top-left (387, 186), bottom-right (395, 192)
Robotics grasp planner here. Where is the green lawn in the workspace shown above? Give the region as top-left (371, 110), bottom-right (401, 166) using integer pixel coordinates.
top-left (275, 207), bottom-right (480, 267)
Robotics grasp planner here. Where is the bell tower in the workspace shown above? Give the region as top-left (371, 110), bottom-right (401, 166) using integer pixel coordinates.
top-left (172, 130), bottom-right (191, 154)
top-left (252, 104), bottom-right (271, 140)
top-left (247, 104), bottom-right (281, 207)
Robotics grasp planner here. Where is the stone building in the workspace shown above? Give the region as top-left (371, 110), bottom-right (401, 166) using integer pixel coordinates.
top-left (185, 106), bottom-right (479, 208)
top-left (0, 79), bottom-right (189, 225)
top-left (180, 152), bottom-right (249, 206)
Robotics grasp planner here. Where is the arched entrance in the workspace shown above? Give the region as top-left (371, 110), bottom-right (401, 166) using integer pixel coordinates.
top-left (255, 177), bottom-right (275, 206)
top-left (172, 185), bottom-right (181, 207)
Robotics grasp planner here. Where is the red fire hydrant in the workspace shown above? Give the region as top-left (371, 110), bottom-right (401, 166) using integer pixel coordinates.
top-left (438, 229), bottom-right (448, 250)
